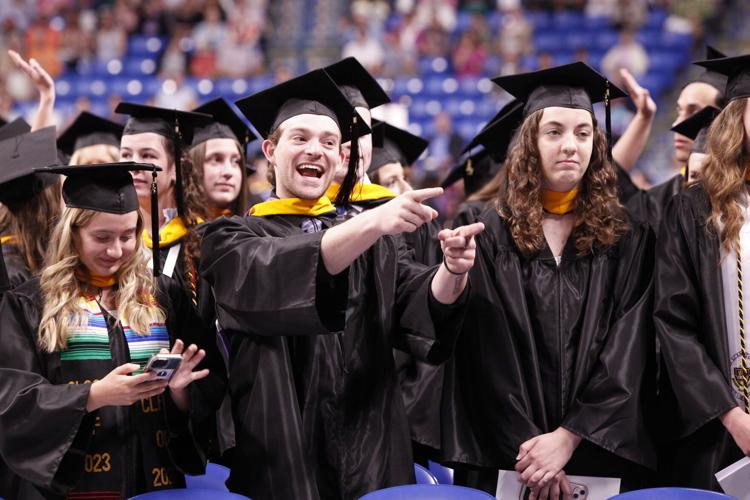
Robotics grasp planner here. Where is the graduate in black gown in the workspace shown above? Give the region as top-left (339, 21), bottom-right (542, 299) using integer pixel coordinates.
top-left (439, 62), bottom-right (657, 498)
top-left (0, 162), bottom-right (225, 499)
top-left (57, 111), bottom-right (123, 165)
top-left (0, 126), bottom-right (62, 292)
top-left (656, 53), bottom-right (750, 491)
top-left (200, 68), bottom-right (484, 500)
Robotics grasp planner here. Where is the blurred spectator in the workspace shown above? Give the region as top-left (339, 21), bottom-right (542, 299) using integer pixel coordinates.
top-left (112, 0), bottom-right (140, 35)
top-left (423, 111), bottom-right (463, 176)
top-left (25, 15), bottom-right (62, 77)
top-left (342, 25), bottom-right (385, 73)
top-left (0, 0), bottom-right (36, 32)
top-left (417, 18), bottom-right (451, 58)
top-left (154, 73), bottom-right (197, 109)
top-left (380, 29), bottom-right (417, 77)
top-left (216, 18), bottom-right (265, 77)
top-left (452, 30), bottom-right (487, 77)
top-left (536, 51), bottom-right (555, 70)
top-left (159, 25), bottom-right (189, 78)
top-left (496, 1), bottom-right (532, 59)
top-left (137, 0), bottom-right (169, 36)
top-left (601, 26), bottom-right (649, 84)
top-left (586, 0), bottom-right (647, 29)
top-left (192, 3), bottom-right (225, 52)
top-left (95, 7), bottom-right (126, 61)
top-left (414, 0), bottom-right (457, 33)
top-left (59, 8), bottom-right (93, 71)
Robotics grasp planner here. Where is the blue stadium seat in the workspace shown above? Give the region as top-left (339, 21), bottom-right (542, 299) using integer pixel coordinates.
top-left (185, 463), bottom-right (230, 490)
top-left (124, 57), bottom-right (158, 77)
top-left (414, 464), bottom-right (438, 485)
top-left (525, 10), bottom-right (552, 30)
top-left (360, 484), bottom-right (495, 499)
top-left (644, 9), bottom-right (669, 30)
top-left (428, 461), bottom-right (454, 485)
top-left (552, 10), bottom-right (584, 30)
top-left (583, 15), bottom-right (611, 30)
top-left (533, 31), bottom-right (563, 53)
top-left (593, 30), bottom-right (619, 50)
top-left (610, 488), bottom-right (733, 499)
top-left (127, 35), bottom-right (167, 56)
top-left (564, 32), bottom-right (593, 51)
top-left (129, 489), bottom-right (249, 499)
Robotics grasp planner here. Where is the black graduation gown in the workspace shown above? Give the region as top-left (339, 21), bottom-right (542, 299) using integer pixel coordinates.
top-left (625, 173), bottom-right (684, 236)
top-left (2, 242), bottom-right (32, 289)
top-left (654, 185), bottom-right (745, 490)
top-left (200, 213), bottom-right (466, 500)
top-left (0, 276), bottom-right (226, 499)
top-left (616, 162), bottom-right (640, 204)
top-left (438, 208), bottom-right (656, 487)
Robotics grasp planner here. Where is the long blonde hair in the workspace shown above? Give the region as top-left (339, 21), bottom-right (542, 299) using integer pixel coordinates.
top-left (701, 98), bottom-right (750, 254)
top-left (38, 207), bottom-right (165, 352)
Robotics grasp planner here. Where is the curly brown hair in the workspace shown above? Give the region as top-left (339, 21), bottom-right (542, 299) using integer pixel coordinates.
top-left (6, 181), bottom-right (62, 274)
top-left (495, 108), bottom-right (628, 256)
top-left (701, 98), bottom-right (750, 254)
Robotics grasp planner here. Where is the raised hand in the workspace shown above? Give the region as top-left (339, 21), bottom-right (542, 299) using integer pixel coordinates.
top-left (368, 187), bottom-right (442, 236)
top-left (86, 363), bottom-right (168, 412)
top-left (8, 49), bottom-right (56, 130)
top-left (620, 68), bottom-right (656, 119)
top-left (438, 222), bottom-right (484, 275)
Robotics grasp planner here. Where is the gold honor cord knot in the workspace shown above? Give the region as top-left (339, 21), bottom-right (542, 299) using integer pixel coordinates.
top-left (739, 243), bottom-right (749, 412)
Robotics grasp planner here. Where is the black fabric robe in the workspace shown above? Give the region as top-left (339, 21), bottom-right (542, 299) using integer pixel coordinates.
top-left (2, 242), bottom-right (32, 290)
top-left (438, 207), bottom-right (656, 488)
top-left (200, 213), bottom-right (465, 500)
top-left (626, 173), bottom-right (684, 236)
top-left (654, 185), bottom-right (745, 490)
top-left (0, 276), bottom-right (226, 499)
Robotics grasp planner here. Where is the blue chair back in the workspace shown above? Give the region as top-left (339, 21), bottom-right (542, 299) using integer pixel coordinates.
top-left (129, 488), bottom-right (249, 499)
top-left (414, 463), bottom-right (438, 485)
top-left (428, 460), bottom-right (454, 485)
top-left (360, 484), bottom-right (494, 499)
top-left (185, 463), bottom-right (230, 490)
top-left (609, 487), bottom-right (734, 499)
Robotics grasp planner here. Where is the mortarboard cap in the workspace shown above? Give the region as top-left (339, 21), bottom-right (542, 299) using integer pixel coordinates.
top-left (694, 53), bottom-right (750, 104)
top-left (693, 45), bottom-right (728, 93)
top-left (57, 111), bottom-right (124, 158)
top-left (0, 126), bottom-right (60, 205)
top-left (323, 57), bottom-right (391, 110)
top-left (235, 69), bottom-right (369, 142)
top-left (461, 100), bottom-right (524, 162)
top-left (440, 148), bottom-right (502, 196)
top-left (671, 105), bottom-right (721, 154)
top-left (0, 117), bottom-right (31, 142)
top-left (191, 97), bottom-right (257, 149)
top-left (115, 102), bottom-right (212, 218)
top-left (36, 162), bottom-right (164, 276)
top-left (368, 121), bottom-right (429, 173)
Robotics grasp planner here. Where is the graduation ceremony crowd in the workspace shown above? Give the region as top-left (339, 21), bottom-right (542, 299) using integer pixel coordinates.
top-left (2, 1), bottom-right (750, 499)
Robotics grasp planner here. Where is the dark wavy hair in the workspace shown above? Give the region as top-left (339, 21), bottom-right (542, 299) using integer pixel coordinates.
top-left (495, 108), bottom-right (628, 256)
top-left (701, 98), bottom-right (750, 254)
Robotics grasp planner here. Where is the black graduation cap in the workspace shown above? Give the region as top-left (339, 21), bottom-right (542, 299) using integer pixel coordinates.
top-left (235, 68), bottom-right (372, 205)
top-left (323, 57), bottom-right (391, 110)
top-left (671, 105), bottom-right (721, 154)
top-left (693, 45), bottom-right (728, 93)
top-left (0, 116), bottom-right (6, 128)
top-left (440, 148), bottom-right (501, 196)
top-left (0, 117), bottom-right (31, 142)
top-left (0, 126), bottom-right (60, 206)
top-left (694, 53), bottom-right (750, 104)
top-left (115, 102), bottom-right (212, 218)
top-left (57, 111), bottom-right (124, 158)
top-left (191, 97), bottom-right (256, 150)
top-left (36, 162), bottom-right (164, 276)
top-left (461, 99), bottom-right (524, 162)
top-left (492, 62), bottom-right (626, 158)
top-left (368, 121), bottom-right (429, 174)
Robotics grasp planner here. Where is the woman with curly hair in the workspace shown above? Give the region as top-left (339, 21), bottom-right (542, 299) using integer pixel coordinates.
top-left (0, 163), bottom-right (225, 499)
top-left (439, 63), bottom-right (657, 498)
top-left (656, 54), bottom-right (750, 490)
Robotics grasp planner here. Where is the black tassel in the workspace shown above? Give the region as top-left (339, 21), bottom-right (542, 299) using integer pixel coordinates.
top-left (151, 170), bottom-right (160, 277)
top-left (605, 80), bottom-right (612, 162)
top-left (0, 237), bottom-right (10, 293)
top-left (174, 118), bottom-right (186, 217)
top-left (335, 115), bottom-right (361, 206)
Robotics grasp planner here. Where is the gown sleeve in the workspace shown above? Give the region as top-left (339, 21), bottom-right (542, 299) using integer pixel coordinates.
top-left (561, 221), bottom-right (657, 468)
top-left (653, 193), bottom-right (737, 438)
top-left (200, 216), bottom-right (346, 336)
top-left (0, 288), bottom-right (97, 493)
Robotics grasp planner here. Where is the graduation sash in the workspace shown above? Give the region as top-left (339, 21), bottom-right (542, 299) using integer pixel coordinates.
top-left (75, 269), bottom-right (117, 288)
top-left (249, 196), bottom-right (337, 217)
top-left (542, 188), bottom-right (578, 215)
top-left (0, 235), bottom-right (17, 245)
top-left (326, 182), bottom-right (396, 203)
top-left (209, 207), bottom-right (233, 220)
top-left (142, 217), bottom-right (195, 249)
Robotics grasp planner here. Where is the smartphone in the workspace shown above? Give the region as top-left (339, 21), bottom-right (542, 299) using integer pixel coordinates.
top-left (143, 353), bottom-right (182, 380)
top-left (520, 482), bottom-right (588, 500)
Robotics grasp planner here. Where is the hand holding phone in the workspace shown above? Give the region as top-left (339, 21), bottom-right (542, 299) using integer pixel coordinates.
top-left (143, 353), bottom-right (183, 381)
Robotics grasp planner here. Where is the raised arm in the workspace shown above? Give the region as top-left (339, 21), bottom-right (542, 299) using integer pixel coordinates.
top-left (8, 50), bottom-right (56, 131)
top-left (612, 68), bottom-right (657, 172)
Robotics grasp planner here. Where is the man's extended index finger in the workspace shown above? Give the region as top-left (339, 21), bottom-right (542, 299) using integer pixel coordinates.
top-left (408, 187), bottom-right (444, 203)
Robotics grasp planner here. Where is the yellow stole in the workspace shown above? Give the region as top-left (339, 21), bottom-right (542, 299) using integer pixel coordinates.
top-left (249, 197), bottom-right (337, 217)
top-left (0, 235), bottom-right (17, 245)
top-left (75, 269), bottom-right (117, 288)
top-left (209, 208), bottom-right (233, 220)
top-left (326, 183), bottom-right (396, 203)
top-left (542, 188), bottom-right (578, 215)
top-left (142, 216), bottom-right (192, 249)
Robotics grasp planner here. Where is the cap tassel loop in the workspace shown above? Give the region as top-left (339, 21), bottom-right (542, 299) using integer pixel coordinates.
top-left (151, 170), bottom-right (161, 277)
top-left (605, 80), bottom-right (612, 162)
top-left (335, 115), bottom-right (361, 206)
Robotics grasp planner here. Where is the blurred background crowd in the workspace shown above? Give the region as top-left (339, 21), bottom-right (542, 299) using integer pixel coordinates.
top-left (0, 0), bottom-right (744, 218)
